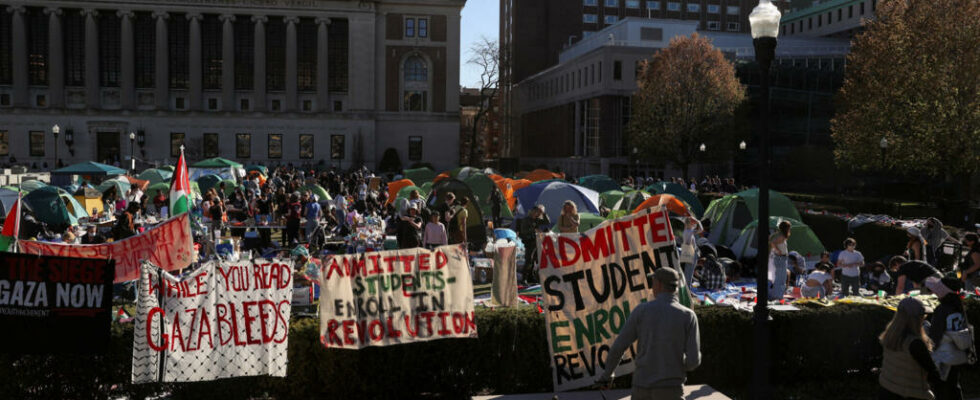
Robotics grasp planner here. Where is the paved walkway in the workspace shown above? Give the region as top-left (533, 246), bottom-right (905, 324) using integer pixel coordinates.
top-left (474, 384), bottom-right (730, 400)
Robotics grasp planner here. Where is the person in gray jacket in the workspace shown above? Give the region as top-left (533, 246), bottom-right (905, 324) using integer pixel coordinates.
top-left (596, 268), bottom-right (701, 400)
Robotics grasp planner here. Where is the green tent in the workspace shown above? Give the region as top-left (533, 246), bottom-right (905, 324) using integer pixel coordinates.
top-left (463, 173), bottom-right (514, 220)
top-left (189, 181), bottom-right (202, 200)
top-left (147, 182), bottom-right (171, 196)
top-left (396, 185), bottom-right (425, 202)
top-left (197, 174), bottom-right (223, 194)
top-left (419, 181), bottom-right (434, 197)
top-left (613, 190), bottom-right (651, 212)
top-left (403, 167), bottom-right (436, 186)
top-left (599, 190), bottom-right (625, 209)
top-left (20, 180), bottom-right (48, 193)
top-left (219, 179), bottom-right (238, 197)
top-left (645, 182), bottom-right (705, 218)
top-left (301, 184), bottom-right (332, 201)
top-left (578, 175), bottom-right (621, 193)
top-left (23, 186), bottom-right (88, 229)
top-left (96, 177), bottom-right (131, 198)
top-left (53, 161), bottom-right (127, 176)
top-left (551, 213), bottom-right (606, 233)
top-left (703, 188), bottom-right (801, 247)
top-left (138, 168), bottom-right (173, 184)
top-left (729, 217), bottom-right (825, 260)
top-left (191, 157), bottom-right (243, 168)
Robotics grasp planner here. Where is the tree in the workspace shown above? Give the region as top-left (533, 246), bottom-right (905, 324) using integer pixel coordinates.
top-left (629, 34), bottom-right (746, 181)
top-left (832, 0), bottom-right (980, 188)
top-left (464, 36), bottom-right (499, 166)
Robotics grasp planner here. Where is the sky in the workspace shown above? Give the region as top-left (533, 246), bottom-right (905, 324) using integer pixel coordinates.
top-left (459, 0), bottom-right (500, 89)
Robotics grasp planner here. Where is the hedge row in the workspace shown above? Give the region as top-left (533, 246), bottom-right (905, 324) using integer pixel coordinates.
top-left (800, 213), bottom-right (911, 263)
top-left (7, 301), bottom-right (980, 399)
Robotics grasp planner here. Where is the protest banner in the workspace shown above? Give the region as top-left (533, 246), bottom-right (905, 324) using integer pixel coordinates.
top-left (539, 207), bottom-right (679, 392)
top-left (19, 213), bottom-right (195, 283)
top-left (0, 252), bottom-right (114, 353)
top-left (318, 244), bottom-right (477, 349)
top-left (131, 259), bottom-right (293, 383)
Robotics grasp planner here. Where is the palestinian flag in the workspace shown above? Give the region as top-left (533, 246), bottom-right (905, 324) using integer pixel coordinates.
top-left (170, 149), bottom-right (190, 216)
top-left (0, 196), bottom-right (21, 252)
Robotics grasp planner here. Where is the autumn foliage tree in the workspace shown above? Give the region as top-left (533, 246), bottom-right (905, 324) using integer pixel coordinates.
top-left (629, 34), bottom-right (745, 181)
top-left (832, 0), bottom-right (980, 188)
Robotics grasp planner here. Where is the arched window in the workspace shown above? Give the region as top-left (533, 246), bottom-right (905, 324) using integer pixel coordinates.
top-left (402, 55), bottom-right (429, 111)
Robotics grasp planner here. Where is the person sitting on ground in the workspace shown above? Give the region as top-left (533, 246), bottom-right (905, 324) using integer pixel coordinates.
top-left (788, 251), bottom-right (807, 287)
top-left (695, 255), bottom-right (726, 291)
top-left (867, 261), bottom-right (893, 294)
top-left (802, 262), bottom-right (833, 299)
top-left (894, 260), bottom-right (942, 296)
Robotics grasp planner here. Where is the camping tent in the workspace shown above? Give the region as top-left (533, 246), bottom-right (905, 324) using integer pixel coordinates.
top-left (645, 182), bottom-right (705, 218)
top-left (514, 181), bottom-right (600, 226)
top-left (419, 181), bottom-right (434, 197)
top-left (454, 167), bottom-right (483, 181)
top-left (191, 157), bottom-right (243, 168)
top-left (190, 158), bottom-right (244, 182)
top-left (301, 184), bottom-right (331, 202)
top-left (463, 173), bottom-right (514, 220)
top-left (578, 175), bottom-right (621, 194)
top-left (703, 189), bottom-right (802, 247)
top-left (20, 180), bottom-right (48, 193)
top-left (23, 186), bottom-right (88, 229)
top-left (427, 178), bottom-right (487, 250)
top-left (72, 187), bottom-right (104, 216)
top-left (52, 161), bottom-right (126, 176)
top-left (521, 169), bottom-right (565, 182)
top-left (403, 167), bottom-right (437, 186)
top-left (550, 213), bottom-right (606, 233)
top-left (245, 164), bottom-right (268, 175)
top-left (632, 194), bottom-right (692, 217)
top-left (197, 174), bottom-right (223, 194)
top-left (613, 190), bottom-right (652, 212)
top-left (396, 185), bottom-right (425, 203)
top-left (96, 177), bottom-right (131, 198)
top-left (728, 217), bottom-right (825, 260)
top-left (599, 190), bottom-right (625, 209)
top-left (137, 168), bottom-right (173, 184)
top-left (386, 179), bottom-right (415, 205)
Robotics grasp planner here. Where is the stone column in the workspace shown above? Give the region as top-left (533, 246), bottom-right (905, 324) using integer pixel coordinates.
top-left (220, 14), bottom-right (235, 111)
top-left (187, 13), bottom-right (203, 110)
top-left (153, 11), bottom-right (169, 110)
top-left (316, 17), bottom-right (330, 112)
top-left (252, 15), bottom-right (267, 112)
top-left (284, 16), bottom-right (298, 112)
top-left (45, 7), bottom-right (64, 108)
top-left (82, 9), bottom-right (100, 109)
top-left (7, 6), bottom-right (27, 107)
top-left (446, 11), bottom-right (462, 112)
top-left (118, 10), bottom-right (135, 109)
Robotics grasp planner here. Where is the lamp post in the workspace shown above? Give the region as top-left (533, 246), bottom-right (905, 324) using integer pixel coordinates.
top-left (632, 147), bottom-right (639, 182)
top-left (699, 143), bottom-right (706, 178)
top-left (737, 140), bottom-right (747, 185)
top-left (879, 137), bottom-right (888, 169)
top-left (750, 0), bottom-right (780, 398)
top-left (51, 124), bottom-right (60, 169)
top-left (129, 132), bottom-right (136, 171)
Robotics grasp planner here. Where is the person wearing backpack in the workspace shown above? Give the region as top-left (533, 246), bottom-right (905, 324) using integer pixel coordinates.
top-left (928, 278), bottom-right (972, 400)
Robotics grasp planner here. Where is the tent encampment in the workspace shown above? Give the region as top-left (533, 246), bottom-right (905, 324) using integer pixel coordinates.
top-left (137, 168), bottom-right (173, 184)
top-left (514, 181), bottom-right (600, 226)
top-left (645, 182), bottom-right (705, 218)
top-left (613, 190), bottom-right (652, 212)
top-left (428, 178), bottom-right (487, 250)
top-left (599, 190), bottom-right (625, 209)
top-left (23, 186), bottom-right (88, 229)
top-left (20, 180), bottom-right (48, 193)
top-left (403, 167), bottom-right (437, 186)
top-left (521, 169), bottom-right (565, 182)
top-left (703, 189), bottom-right (802, 247)
top-left (463, 173), bottom-right (514, 220)
top-left (73, 187), bottom-right (104, 216)
top-left (728, 217), bottom-right (825, 260)
top-left (196, 174), bottom-right (223, 194)
top-left (301, 184), bottom-right (331, 202)
top-left (52, 161), bottom-right (126, 176)
top-left (387, 179), bottom-right (416, 205)
top-left (578, 175), bottom-right (621, 194)
top-left (96, 177), bottom-right (131, 198)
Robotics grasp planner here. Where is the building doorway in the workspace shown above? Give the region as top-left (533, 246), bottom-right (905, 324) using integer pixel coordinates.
top-left (96, 132), bottom-right (120, 166)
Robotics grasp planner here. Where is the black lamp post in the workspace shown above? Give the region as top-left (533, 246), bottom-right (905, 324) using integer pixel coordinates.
top-left (750, 0), bottom-right (780, 398)
top-left (51, 124), bottom-right (60, 169)
top-left (699, 143), bottom-right (706, 178)
top-left (129, 132), bottom-right (136, 171)
top-left (632, 147), bottom-right (639, 182)
top-left (737, 140), bottom-right (747, 185)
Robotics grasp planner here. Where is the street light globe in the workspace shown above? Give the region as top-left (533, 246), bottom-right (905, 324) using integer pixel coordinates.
top-left (129, 132), bottom-right (136, 140)
top-left (739, 140), bottom-right (747, 150)
top-left (632, 147), bottom-right (638, 154)
top-left (749, 0), bottom-right (782, 39)
top-left (52, 124), bottom-right (60, 135)
top-left (699, 143), bottom-right (707, 152)
top-left (879, 137), bottom-right (888, 150)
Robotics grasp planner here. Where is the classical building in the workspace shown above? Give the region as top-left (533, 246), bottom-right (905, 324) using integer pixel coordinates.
top-left (0, 0), bottom-right (464, 171)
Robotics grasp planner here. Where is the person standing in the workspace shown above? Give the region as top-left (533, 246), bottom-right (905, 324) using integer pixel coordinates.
top-left (490, 187), bottom-right (503, 227)
top-left (397, 207), bottom-right (423, 249)
top-left (448, 197), bottom-right (469, 247)
top-left (878, 297), bottom-right (940, 400)
top-left (768, 220), bottom-right (792, 301)
top-left (518, 205), bottom-right (551, 284)
top-left (285, 194), bottom-right (302, 246)
top-left (422, 213), bottom-right (448, 249)
top-left (304, 192), bottom-right (322, 243)
top-left (557, 200), bottom-right (580, 234)
top-left (836, 238), bottom-right (865, 297)
top-left (907, 227), bottom-right (927, 262)
top-left (928, 278), bottom-right (969, 400)
top-left (597, 268), bottom-right (701, 400)
top-left (959, 233), bottom-right (980, 291)
top-left (680, 217), bottom-right (703, 289)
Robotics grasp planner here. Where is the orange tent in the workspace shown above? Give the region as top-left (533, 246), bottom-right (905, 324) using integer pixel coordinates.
top-left (632, 194), bottom-right (691, 217)
top-left (523, 169), bottom-right (565, 182)
top-left (491, 178), bottom-right (519, 210)
top-left (123, 176), bottom-right (149, 191)
top-left (246, 170), bottom-right (267, 186)
top-left (433, 172), bottom-right (451, 184)
top-left (386, 178), bottom-right (415, 205)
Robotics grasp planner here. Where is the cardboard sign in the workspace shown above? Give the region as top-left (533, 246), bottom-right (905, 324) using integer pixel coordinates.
top-left (19, 214), bottom-right (195, 283)
top-left (131, 259), bottom-right (292, 383)
top-left (0, 252), bottom-right (114, 353)
top-left (539, 207), bottom-right (679, 391)
top-left (318, 244), bottom-right (477, 349)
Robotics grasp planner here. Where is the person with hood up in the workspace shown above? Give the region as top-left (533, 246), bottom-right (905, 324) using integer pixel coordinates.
top-left (922, 218), bottom-right (950, 266)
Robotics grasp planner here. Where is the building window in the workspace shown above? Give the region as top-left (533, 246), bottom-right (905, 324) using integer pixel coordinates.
top-left (808, 18), bottom-right (813, 29)
top-left (647, 1), bottom-right (661, 10)
top-left (707, 4), bottom-right (720, 13)
top-left (99, 13), bottom-right (121, 87)
top-left (818, 14), bottom-right (822, 27)
top-left (613, 60), bottom-right (622, 80)
top-left (234, 18), bottom-right (254, 90)
top-left (626, 0), bottom-right (641, 8)
top-left (268, 134), bottom-right (283, 158)
top-left (236, 133), bottom-right (251, 158)
top-left (240, 98), bottom-right (250, 111)
top-left (828, 12), bottom-right (832, 23)
top-left (170, 133), bottom-right (185, 158)
top-left (134, 12), bottom-right (155, 89)
top-left (208, 98), bottom-right (218, 110)
top-left (0, 11), bottom-right (10, 84)
top-left (203, 133), bottom-right (219, 157)
top-left (271, 99), bottom-right (281, 111)
top-left (605, 0), bottom-right (619, 6)
top-left (584, 14), bottom-right (598, 23)
top-left (687, 4), bottom-right (700, 12)
top-left (667, 2), bottom-right (682, 11)
top-left (604, 15), bottom-right (618, 24)
top-left (328, 19), bottom-right (348, 92)
top-left (175, 97), bottom-right (186, 109)
top-left (267, 17), bottom-right (285, 91)
top-left (169, 14), bottom-right (190, 89)
top-left (202, 15), bottom-right (222, 90)
top-left (297, 19), bottom-right (317, 91)
top-left (405, 17), bottom-right (415, 37)
top-left (0, 131), bottom-right (8, 156)
top-left (726, 6), bottom-right (740, 14)
top-left (64, 11), bottom-right (86, 87)
top-left (29, 131), bottom-right (44, 157)
top-left (860, 2), bottom-right (865, 14)
top-left (403, 55), bottom-right (429, 112)
top-left (584, 0), bottom-right (598, 5)
top-left (333, 100), bottom-right (343, 111)
top-left (707, 21), bottom-right (721, 30)
top-left (727, 22), bottom-right (740, 31)
top-left (849, 5), bottom-right (853, 18)
top-left (299, 134), bottom-right (314, 159)
top-left (331, 135), bottom-right (345, 159)
top-left (408, 136), bottom-right (422, 161)
top-left (418, 18), bottom-right (428, 38)
top-left (838, 8), bottom-right (842, 21)
top-left (27, 8), bottom-right (48, 86)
